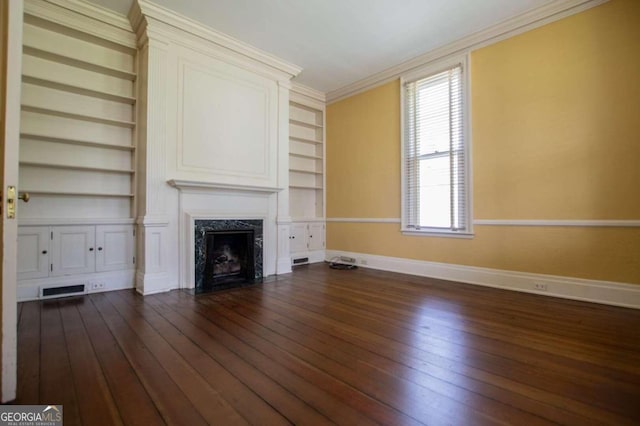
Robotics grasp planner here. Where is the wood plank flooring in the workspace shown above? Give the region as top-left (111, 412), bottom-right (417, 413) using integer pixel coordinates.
top-left (15, 263), bottom-right (640, 425)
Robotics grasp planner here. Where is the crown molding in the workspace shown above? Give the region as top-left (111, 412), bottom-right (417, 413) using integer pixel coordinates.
top-left (327, 0), bottom-right (608, 104)
top-left (132, 0), bottom-right (302, 79)
top-left (24, 0), bottom-right (136, 49)
top-left (291, 82), bottom-right (326, 103)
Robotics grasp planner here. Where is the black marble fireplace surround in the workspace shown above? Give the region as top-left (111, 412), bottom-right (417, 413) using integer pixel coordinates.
top-left (195, 219), bottom-right (263, 293)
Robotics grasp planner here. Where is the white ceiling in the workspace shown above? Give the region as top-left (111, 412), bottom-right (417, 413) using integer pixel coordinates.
top-left (87, 0), bottom-right (556, 93)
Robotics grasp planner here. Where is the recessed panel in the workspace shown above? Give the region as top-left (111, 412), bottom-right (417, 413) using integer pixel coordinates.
top-left (180, 64), bottom-right (269, 177)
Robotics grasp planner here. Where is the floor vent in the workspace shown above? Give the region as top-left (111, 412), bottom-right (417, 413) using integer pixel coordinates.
top-left (292, 257), bottom-right (309, 265)
top-left (41, 284), bottom-right (86, 299)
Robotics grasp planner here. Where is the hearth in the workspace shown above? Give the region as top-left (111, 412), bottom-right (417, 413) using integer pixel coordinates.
top-left (195, 219), bottom-right (263, 293)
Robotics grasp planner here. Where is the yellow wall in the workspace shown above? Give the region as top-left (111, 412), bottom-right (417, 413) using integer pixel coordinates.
top-left (326, 0), bottom-right (640, 284)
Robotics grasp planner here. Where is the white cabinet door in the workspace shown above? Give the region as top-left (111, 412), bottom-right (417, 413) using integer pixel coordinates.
top-left (290, 223), bottom-right (308, 253)
top-left (51, 226), bottom-right (95, 276)
top-left (308, 223), bottom-right (325, 251)
top-left (96, 225), bottom-right (134, 272)
top-left (17, 227), bottom-right (49, 280)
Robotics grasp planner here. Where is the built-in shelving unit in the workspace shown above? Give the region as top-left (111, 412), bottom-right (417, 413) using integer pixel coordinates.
top-left (17, 0), bottom-right (139, 302)
top-left (19, 9), bottom-right (137, 223)
top-left (288, 98), bottom-right (325, 220)
top-left (288, 87), bottom-right (326, 265)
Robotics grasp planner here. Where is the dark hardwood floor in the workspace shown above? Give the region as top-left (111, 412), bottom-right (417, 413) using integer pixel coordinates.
top-left (16, 263), bottom-right (640, 425)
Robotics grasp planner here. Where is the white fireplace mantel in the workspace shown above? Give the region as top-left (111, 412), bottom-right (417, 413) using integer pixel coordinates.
top-left (168, 179), bottom-right (284, 194)
top-left (131, 1), bottom-right (297, 295)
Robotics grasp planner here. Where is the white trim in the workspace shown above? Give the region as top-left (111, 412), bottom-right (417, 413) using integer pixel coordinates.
top-left (1, 0), bottom-right (23, 403)
top-left (326, 218), bottom-right (640, 228)
top-left (325, 250), bottom-right (640, 309)
top-left (135, 271), bottom-right (172, 295)
top-left (132, 0), bottom-right (301, 78)
top-left (401, 230), bottom-right (474, 239)
top-left (291, 82), bottom-right (326, 103)
top-left (474, 219), bottom-right (640, 227)
top-left (168, 179), bottom-right (283, 194)
top-left (135, 215), bottom-right (170, 226)
top-left (327, 217), bottom-right (401, 223)
top-left (17, 269), bottom-right (135, 302)
top-left (327, 0), bottom-right (608, 103)
top-left (20, 218), bottom-right (135, 226)
top-left (401, 54), bottom-right (472, 236)
top-left (292, 217), bottom-right (327, 223)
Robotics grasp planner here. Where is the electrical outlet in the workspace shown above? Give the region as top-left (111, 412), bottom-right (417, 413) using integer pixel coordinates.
top-left (534, 282), bottom-right (548, 291)
top-left (91, 282), bottom-right (105, 290)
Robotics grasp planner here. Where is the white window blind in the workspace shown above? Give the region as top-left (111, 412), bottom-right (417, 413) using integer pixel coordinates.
top-left (403, 62), bottom-right (469, 234)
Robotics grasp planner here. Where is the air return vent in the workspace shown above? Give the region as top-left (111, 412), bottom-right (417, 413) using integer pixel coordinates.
top-left (292, 257), bottom-right (309, 265)
top-left (41, 284), bottom-right (86, 299)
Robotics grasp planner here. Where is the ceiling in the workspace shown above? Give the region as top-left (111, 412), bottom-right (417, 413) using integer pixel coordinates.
top-left (87, 0), bottom-right (556, 93)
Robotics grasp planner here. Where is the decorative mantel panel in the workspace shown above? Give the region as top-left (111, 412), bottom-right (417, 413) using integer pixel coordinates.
top-left (130, 0), bottom-right (300, 293)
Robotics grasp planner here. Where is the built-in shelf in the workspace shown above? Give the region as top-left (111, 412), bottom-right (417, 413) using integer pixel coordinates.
top-left (22, 105), bottom-right (136, 128)
top-left (290, 135), bottom-right (322, 145)
top-left (290, 185), bottom-right (323, 190)
top-left (22, 190), bottom-right (134, 198)
top-left (22, 74), bottom-right (136, 104)
top-left (20, 132), bottom-right (135, 151)
top-left (289, 93), bottom-right (325, 256)
top-left (289, 118), bottom-right (323, 129)
top-left (23, 45), bottom-right (137, 81)
top-left (290, 152), bottom-right (322, 160)
top-left (20, 161), bottom-right (134, 174)
top-left (289, 168), bottom-right (322, 175)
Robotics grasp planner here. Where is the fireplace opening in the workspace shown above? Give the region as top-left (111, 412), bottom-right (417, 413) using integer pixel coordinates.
top-left (202, 229), bottom-right (256, 292)
top-left (195, 219), bottom-right (263, 293)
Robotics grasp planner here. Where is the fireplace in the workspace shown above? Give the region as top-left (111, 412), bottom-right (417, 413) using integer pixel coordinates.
top-left (194, 219), bottom-right (263, 292)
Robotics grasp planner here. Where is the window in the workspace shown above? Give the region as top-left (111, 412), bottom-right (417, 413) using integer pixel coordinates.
top-left (401, 56), bottom-right (471, 236)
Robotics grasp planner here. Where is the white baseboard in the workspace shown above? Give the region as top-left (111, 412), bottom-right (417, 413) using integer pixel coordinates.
top-left (325, 250), bottom-right (640, 309)
top-left (276, 257), bottom-right (293, 274)
top-left (292, 250), bottom-right (325, 266)
top-left (17, 270), bottom-right (135, 302)
top-left (135, 271), bottom-right (174, 295)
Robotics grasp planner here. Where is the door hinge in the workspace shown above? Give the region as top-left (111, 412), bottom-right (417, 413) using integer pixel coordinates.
top-left (51, 231), bottom-right (53, 240)
top-left (133, 256), bottom-right (135, 264)
top-left (133, 229), bottom-right (136, 237)
top-left (50, 264), bottom-right (53, 272)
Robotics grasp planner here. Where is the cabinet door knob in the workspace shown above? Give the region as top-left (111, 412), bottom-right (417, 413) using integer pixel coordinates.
top-left (89, 247), bottom-right (94, 251)
top-left (98, 247), bottom-right (103, 251)
top-left (42, 250), bottom-right (47, 254)
top-left (292, 236), bottom-right (295, 239)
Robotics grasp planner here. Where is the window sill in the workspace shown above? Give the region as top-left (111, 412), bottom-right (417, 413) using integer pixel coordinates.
top-left (402, 229), bottom-right (475, 239)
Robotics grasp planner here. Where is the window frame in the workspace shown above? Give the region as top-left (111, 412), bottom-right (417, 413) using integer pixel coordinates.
top-left (400, 54), bottom-right (473, 238)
